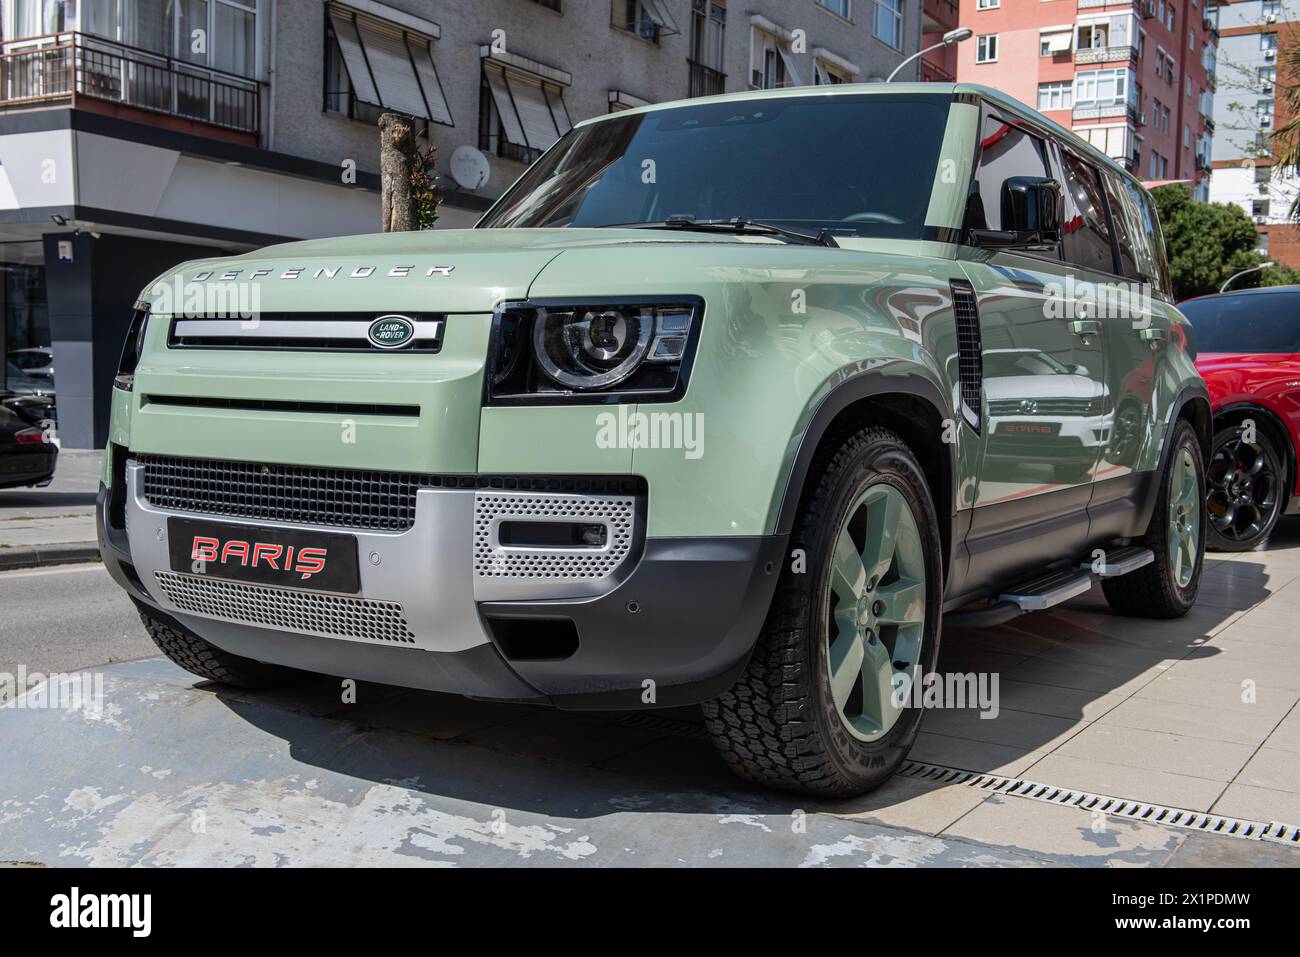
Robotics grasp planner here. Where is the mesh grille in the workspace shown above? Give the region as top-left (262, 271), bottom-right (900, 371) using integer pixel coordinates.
top-left (474, 493), bottom-right (635, 580)
top-left (154, 571), bottom-right (415, 644)
top-left (989, 398), bottom-right (1095, 416)
top-left (139, 455), bottom-right (642, 532)
top-left (951, 280), bottom-right (983, 430)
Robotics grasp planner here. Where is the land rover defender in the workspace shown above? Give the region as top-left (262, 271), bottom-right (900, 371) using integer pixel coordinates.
top-left (98, 84), bottom-right (1210, 796)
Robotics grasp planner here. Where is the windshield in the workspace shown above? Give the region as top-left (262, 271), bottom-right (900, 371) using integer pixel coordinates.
top-left (1179, 291), bottom-right (1300, 354)
top-left (479, 93), bottom-right (952, 240)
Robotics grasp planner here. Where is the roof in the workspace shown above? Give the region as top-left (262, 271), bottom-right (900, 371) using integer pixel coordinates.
top-left (1185, 285), bottom-right (1300, 301)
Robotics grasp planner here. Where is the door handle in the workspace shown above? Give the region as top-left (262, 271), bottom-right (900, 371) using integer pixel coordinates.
top-left (1069, 320), bottom-right (1101, 337)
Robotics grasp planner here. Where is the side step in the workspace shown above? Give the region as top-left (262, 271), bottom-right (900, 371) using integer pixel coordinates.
top-left (1075, 544), bottom-right (1155, 578)
top-left (998, 568), bottom-right (1095, 612)
top-left (946, 546), bottom-right (1156, 627)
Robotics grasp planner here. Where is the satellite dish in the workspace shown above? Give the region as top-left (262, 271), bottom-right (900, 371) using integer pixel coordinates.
top-left (450, 145), bottom-right (491, 191)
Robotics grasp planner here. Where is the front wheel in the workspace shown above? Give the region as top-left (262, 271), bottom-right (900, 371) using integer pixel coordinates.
top-left (1102, 418), bottom-right (1205, 618)
top-left (1205, 422), bottom-right (1285, 551)
top-left (703, 426), bottom-right (943, 797)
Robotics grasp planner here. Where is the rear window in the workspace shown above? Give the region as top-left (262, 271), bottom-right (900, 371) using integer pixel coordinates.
top-left (1179, 292), bottom-right (1300, 353)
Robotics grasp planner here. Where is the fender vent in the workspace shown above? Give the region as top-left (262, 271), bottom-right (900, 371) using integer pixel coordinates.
top-left (950, 280), bottom-right (982, 431)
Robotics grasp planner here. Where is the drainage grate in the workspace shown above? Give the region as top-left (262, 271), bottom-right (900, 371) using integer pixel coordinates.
top-left (898, 760), bottom-right (1300, 846)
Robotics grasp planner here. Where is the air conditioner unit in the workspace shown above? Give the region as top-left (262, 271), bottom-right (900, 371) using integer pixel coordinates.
top-left (1137, 111), bottom-right (1147, 126)
top-left (1263, 83), bottom-right (1274, 95)
top-left (1264, 49), bottom-right (1277, 60)
top-left (1254, 215), bottom-right (1269, 224)
top-left (1266, 13), bottom-right (1277, 23)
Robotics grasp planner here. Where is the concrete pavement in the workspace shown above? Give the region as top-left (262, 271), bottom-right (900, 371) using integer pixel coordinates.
top-left (3, 542), bottom-right (1300, 866)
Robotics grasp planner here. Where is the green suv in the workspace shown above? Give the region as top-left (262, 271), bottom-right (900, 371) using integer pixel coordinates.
top-left (98, 84), bottom-right (1210, 796)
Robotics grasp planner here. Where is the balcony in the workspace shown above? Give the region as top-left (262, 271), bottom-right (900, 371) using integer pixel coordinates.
top-left (1073, 101), bottom-right (1138, 122)
top-left (688, 60), bottom-right (726, 98)
top-left (0, 33), bottom-right (260, 135)
top-left (1075, 45), bottom-right (1139, 66)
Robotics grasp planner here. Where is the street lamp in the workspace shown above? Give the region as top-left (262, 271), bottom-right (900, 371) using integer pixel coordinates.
top-left (1220, 261), bottom-right (1275, 293)
top-left (886, 28), bottom-right (974, 82)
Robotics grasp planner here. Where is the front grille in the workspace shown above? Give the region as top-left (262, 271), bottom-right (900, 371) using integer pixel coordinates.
top-left (167, 312), bottom-right (444, 352)
top-left (138, 454), bottom-right (643, 532)
top-left (154, 571), bottom-right (415, 644)
top-left (988, 398), bottom-right (1096, 416)
top-left (141, 456), bottom-right (432, 531)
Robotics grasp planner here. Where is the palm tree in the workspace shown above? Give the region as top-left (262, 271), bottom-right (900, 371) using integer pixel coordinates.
top-left (1277, 46), bottom-right (1300, 220)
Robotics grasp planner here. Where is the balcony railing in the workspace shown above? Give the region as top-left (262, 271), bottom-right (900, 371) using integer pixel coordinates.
top-left (1075, 45), bottom-right (1140, 66)
top-left (688, 60), bottom-right (726, 98)
top-left (0, 32), bottom-right (260, 134)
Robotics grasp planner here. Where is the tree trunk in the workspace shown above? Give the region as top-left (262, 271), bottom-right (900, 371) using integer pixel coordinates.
top-left (379, 113), bottom-right (417, 232)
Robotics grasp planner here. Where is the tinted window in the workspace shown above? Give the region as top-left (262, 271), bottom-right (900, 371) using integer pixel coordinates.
top-left (1179, 293), bottom-right (1300, 353)
top-left (968, 116), bottom-right (1050, 232)
top-left (1058, 151), bottom-right (1117, 274)
top-left (479, 94), bottom-right (951, 239)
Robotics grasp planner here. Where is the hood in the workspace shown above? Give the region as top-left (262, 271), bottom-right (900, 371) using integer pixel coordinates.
top-left (983, 374), bottom-right (1103, 400)
top-left (143, 228), bottom-right (790, 315)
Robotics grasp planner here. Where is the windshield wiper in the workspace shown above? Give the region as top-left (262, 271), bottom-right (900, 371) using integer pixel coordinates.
top-left (610, 216), bottom-right (840, 248)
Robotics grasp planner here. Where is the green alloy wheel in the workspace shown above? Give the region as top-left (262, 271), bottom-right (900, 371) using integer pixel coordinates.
top-left (825, 483), bottom-right (927, 742)
top-left (1168, 445), bottom-right (1201, 588)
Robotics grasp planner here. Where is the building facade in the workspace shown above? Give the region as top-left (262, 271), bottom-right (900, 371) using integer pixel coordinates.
top-left (1206, 0), bottom-right (1300, 266)
top-left (953, 0), bottom-right (1217, 195)
top-left (0, 0), bottom-right (923, 448)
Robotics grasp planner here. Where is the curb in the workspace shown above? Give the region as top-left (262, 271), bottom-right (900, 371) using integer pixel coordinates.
top-left (0, 542), bottom-right (101, 571)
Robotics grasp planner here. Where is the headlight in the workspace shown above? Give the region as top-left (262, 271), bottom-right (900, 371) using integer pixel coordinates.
top-left (113, 300), bottom-right (151, 392)
top-left (487, 298), bottom-right (701, 404)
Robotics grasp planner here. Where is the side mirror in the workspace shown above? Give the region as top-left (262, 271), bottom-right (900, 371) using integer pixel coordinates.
top-left (970, 176), bottom-right (1063, 250)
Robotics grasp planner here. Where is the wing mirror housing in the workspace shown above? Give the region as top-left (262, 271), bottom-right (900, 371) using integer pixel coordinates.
top-left (970, 176), bottom-right (1063, 251)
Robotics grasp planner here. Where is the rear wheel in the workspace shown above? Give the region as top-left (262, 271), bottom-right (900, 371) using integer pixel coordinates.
top-left (703, 426), bottom-right (943, 797)
top-left (136, 601), bottom-right (300, 689)
top-left (1102, 419), bottom-right (1205, 618)
top-left (1205, 422), bottom-right (1285, 552)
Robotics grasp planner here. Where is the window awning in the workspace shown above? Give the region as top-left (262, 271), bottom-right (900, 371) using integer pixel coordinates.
top-left (481, 48), bottom-right (572, 152)
top-left (1040, 28), bottom-right (1073, 52)
top-left (328, 2), bottom-right (452, 126)
top-left (641, 0), bottom-right (681, 36)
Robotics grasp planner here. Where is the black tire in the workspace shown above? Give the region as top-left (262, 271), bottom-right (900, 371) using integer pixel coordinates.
top-left (1205, 421), bottom-right (1286, 552)
top-left (136, 601), bottom-right (300, 689)
top-left (1101, 418), bottom-right (1205, 618)
top-left (702, 426), bottom-right (944, 797)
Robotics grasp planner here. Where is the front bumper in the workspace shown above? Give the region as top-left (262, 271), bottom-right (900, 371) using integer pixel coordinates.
top-left (98, 459), bottom-right (785, 709)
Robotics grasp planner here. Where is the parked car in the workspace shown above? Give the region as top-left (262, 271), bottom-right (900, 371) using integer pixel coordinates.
top-left (3, 359), bottom-right (53, 398)
top-left (1179, 286), bottom-right (1300, 550)
top-left (7, 346), bottom-right (53, 382)
top-left (0, 396), bottom-right (56, 489)
top-left (97, 84), bottom-right (1209, 796)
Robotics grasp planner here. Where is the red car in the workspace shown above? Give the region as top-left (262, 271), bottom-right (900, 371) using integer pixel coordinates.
top-left (1179, 286), bottom-right (1300, 550)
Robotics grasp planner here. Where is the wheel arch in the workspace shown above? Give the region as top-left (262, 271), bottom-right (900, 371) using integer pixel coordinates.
top-left (772, 370), bottom-right (958, 583)
top-left (1131, 383), bottom-right (1211, 534)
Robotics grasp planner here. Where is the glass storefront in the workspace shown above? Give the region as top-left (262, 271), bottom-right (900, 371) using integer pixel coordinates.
top-left (1, 242), bottom-right (50, 397)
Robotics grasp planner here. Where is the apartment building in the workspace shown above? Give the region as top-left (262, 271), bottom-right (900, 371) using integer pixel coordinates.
top-left (1206, 0), bottom-right (1299, 266)
top-left (954, 0), bottom-right (1217, 195)
top-left (921, 0), bottom-right (961, 79)
top-left (0, 0), bottom-right (922, 448)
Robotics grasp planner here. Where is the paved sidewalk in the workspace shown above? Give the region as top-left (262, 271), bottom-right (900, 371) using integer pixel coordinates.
top-left (0, 449), bottom-right (100, 566)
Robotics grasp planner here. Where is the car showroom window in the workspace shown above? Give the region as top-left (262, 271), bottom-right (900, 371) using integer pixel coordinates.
top-left (1057, 149), bottom-right (1118, 275)
top-left (967, 114), bottom-right (1049, 232)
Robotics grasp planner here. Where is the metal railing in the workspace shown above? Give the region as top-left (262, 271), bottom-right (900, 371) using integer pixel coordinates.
top-left (687, 60), bottom-right (725, 98)
top-left (0, 32), bottom-right (259, 134)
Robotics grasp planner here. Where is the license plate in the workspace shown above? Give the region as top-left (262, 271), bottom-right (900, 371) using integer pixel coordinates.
top-left (167, 517), bottom-right (361, 593)
top-left (997, 421), bottom-right (1061, 436)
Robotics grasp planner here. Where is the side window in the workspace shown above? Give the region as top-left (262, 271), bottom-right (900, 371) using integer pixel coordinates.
top-left (1057, 150), bottom-right (1117, 274)
top-left (1103, 172), bottom-right (1160, 286)
top-left (1132, 182), bottom-right (1173, 298)
top-left (968, 115), bottom-right (1049, 232)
